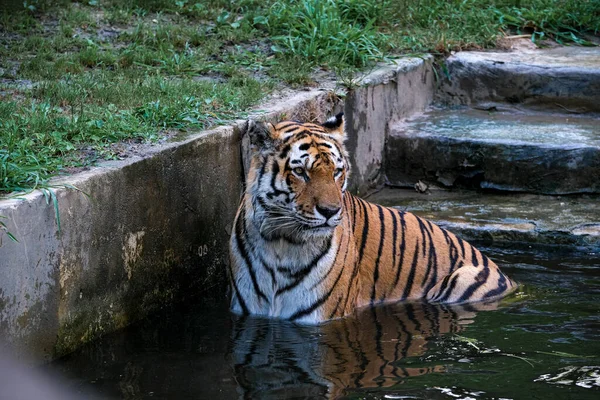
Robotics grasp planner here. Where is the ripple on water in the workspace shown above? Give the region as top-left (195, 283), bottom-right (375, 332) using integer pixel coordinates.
top-left (534, 366), bottom-right (600, 389)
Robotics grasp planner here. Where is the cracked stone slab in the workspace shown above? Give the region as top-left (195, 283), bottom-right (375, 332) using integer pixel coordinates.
top-left (369, 188), bottom-right (600, 250)
top-left (386, 106), bottom-right (600, 194)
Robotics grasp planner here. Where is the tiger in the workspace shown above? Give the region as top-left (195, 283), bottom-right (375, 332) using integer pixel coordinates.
top-left (228, 113), bottom-right (516, 323)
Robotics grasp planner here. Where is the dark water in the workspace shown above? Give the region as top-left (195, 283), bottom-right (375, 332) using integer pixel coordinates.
top-left (49, 245), bottom-right (600, 400)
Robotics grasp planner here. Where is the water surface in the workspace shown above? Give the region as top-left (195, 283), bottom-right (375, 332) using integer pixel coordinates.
top-left (52, 245), bottom-right (600, 399)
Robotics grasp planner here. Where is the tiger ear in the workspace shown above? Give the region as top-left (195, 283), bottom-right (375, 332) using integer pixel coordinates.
top-left (246, 119), bottom-right (278, 150)
top-left (321, 112), bottom-right (345, 139)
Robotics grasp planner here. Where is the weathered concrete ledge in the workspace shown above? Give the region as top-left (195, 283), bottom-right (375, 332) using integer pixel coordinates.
top-left (345, 56), bottom-right (435, 195)
top-left (438, 47), bottom-right (600, 112)
top-left (0, 56), bottom-right (434, 362)
top-left (386, 106), bottom-right (600, 194)
top-left (370, 188), bottom-right (600, 250)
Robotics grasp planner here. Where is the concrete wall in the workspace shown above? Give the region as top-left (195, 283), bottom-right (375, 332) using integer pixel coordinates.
top-left (344, 57), bottom-right (435, 195)
top-left (0, 127), bottom-right (244, 361)
top-left (0, 57), bottom-right (434, 361)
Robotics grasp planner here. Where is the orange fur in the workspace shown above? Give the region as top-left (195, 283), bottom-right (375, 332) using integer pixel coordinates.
top-left (229, 115), bottom-right (516, 323)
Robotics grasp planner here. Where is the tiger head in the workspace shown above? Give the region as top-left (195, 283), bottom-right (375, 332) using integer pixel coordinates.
top-left (245, 113), bottom-right (350, 242)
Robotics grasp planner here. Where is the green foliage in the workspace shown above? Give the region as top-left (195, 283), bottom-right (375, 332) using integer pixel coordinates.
top-left (0, 75), bottom-right (269, 193)
top-left (0, 0), bottom-right (598, 194)
top-left (495, 0), bottom-right (600, 45)
top-left (0, 215), bottom-right (18, 242)
top-left (389, 0), bottom-right (599, 52)
top-left (265, 0), bottom-right (389, 69)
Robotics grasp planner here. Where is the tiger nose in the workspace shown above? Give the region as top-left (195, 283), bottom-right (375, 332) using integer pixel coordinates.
top-left (316, 205), bottom-right (341, 220)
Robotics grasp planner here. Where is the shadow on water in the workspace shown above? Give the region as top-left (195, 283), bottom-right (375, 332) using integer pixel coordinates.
top-left (48, 245), bottom-right (600, 400)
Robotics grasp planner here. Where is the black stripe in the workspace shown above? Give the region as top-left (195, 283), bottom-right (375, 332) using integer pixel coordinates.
top-left (457, 237), bottom-right (466, 258)
top-left (405, 302), bottom-right (421, 332)
top-left (235, 208), bottom-right (268, 303)
top-left (351, 194), bottom-right (358, 230)
top-left (326, 329), bottom-right (347, 380)
top-left (417, 218), bottom-right (428, 257)
top-left (270, 159), bottom-right (280, 191)
top-left (442, 229), bottom-right (460, 273)
top-left (328, 296), bottom-right (344, 319)
top-left (260, 257), bottom-right (277, 286)
top-left (420, 304), bottom-right (439, 337)
top-left (277, 121), bottom-right (298, 130)
top-left (328, 235), bottom-right (352, 319)
top-left (257, 157), bottom-right (268, 180)
top-left (471, 246), bottom-right (480, 267)
top-left (483, 272), bottom-right (508, 299)
top-left (282, 127), bottom-right (303, 135)
top-left (431, 274), bottom-right (452, 301)
top-left (256, 195), bottom-right (269, 211)
top-left (310, 236), bottom-right (346, 290)
top-left (437, 274), bottom-right (460, 302)
top-left (418, 218), bottom-right (437, 291)
top-left (371, 307), bottom-right (387, 385)
top-left (351, 330), bottom-right (370, 388)
top-left (282, 132), bottom-right (297, 143)
top-left (428, 302), bottom-right (441, 333)
top-left (392, 212), bottom-right (407, 289)
top-left (357, 198), bottom-right (371, 265)
top-left (228, 263), bottom-right (249, 315)
top-left (370, 205), bottom-right (386, 304)
top-left (426, 220), bottom-right (436, 233)
top-left (289, 244), bottom-right (347, 321)
top-left (424, 242), bottom-right (438, 294)
top-left (391, 312), bottom-right (411, 376)
top-left (401, 241), bottom-right (420, 300)
top-left (345, 197), bottom-right (369, 303)
top-left (328, 140), bottom-right (345, 162)
top-left (303, 122), bottom-right (325, 130)
top-left (279, 144), bottom-right (291, 158)
top-left (277, 236), bottom-right (332, 283)
top-left (457, 266), bottom-right (490, 302)
top-left (384, 208), bottom-right (398, 300)
top-left (340, 195), bottom-right (362, 315)
top-left (266, 159), bottom-right (289, 198)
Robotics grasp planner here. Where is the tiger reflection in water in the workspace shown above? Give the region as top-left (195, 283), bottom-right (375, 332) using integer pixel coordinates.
top-left (230, 300), bottom-right (499, 399)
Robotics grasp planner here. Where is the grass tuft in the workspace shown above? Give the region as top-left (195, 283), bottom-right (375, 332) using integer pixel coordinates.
top-left (266, 0), bottom-right (389, 70)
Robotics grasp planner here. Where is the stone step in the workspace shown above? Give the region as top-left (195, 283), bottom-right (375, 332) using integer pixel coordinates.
top-left (439, 46), bottom-right (600, 112)
top-left (385, 106), bottom-right (600, 195)
top-left (368, 188), bottom-right (600, 250)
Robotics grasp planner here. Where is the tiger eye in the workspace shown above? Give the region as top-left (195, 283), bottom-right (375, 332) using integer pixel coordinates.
top-left (293, 167), bottom-right (304, 175)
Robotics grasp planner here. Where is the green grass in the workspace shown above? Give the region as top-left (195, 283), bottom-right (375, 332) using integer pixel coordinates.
top-left (0, 74), bottom-right (269, 191)
top-left (0, 0), bottom-right (598, 194)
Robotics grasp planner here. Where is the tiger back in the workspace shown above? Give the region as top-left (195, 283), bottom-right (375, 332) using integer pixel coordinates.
top-left (229, 113), bottom-right (516, 323)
